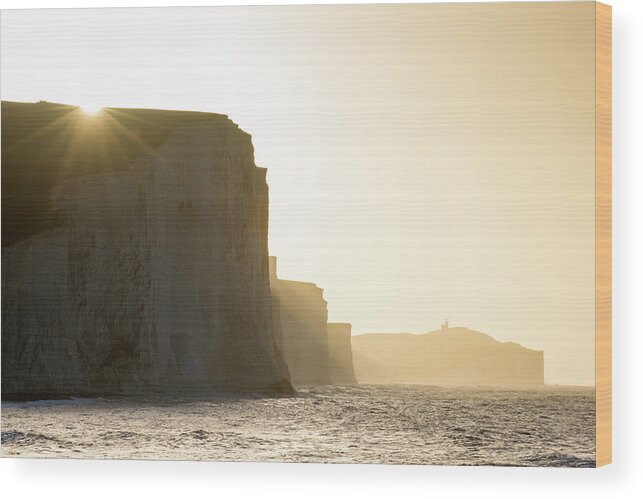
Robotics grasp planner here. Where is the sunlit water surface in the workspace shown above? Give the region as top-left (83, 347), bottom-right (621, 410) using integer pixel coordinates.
top-left (1, 384), bottom-right (595, 467)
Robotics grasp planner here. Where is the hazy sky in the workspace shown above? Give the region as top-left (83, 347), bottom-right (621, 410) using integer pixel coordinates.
top-left (0, 2), bottom-right (596, 385)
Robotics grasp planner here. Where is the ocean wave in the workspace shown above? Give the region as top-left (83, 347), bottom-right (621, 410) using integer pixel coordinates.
top-left (1, 385), bottom-right (596, 466)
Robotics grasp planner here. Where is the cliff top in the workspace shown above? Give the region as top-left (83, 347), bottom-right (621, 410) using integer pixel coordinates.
top-left (2, 99), bottom-right (235, 123)
top-left (353, 327), bottom-right (543, 354)
top-left (2, 101), bottom-right (242, 154)
top-left (1, 101), bottom-right (249, 247)
top-left (268, 257), bottom-right (326, 295)
top-left (273, 278), bottom-right (326, 297)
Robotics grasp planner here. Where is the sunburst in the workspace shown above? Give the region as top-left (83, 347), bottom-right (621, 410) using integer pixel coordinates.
top-left (79, 103), bottom-right (104, 115)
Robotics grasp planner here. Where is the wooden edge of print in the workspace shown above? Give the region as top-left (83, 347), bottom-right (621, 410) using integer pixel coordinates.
top-left (595, 1), bottom-right (612, 468)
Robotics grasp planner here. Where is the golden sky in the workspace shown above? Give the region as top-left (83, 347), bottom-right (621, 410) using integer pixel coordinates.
top-left (0, 2), bottom-right (597, 385)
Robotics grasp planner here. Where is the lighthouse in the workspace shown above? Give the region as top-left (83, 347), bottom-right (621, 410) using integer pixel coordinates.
top-left (441, 319), bottom-right (449, 332)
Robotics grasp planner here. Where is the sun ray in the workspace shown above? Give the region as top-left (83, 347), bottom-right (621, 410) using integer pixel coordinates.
top-left (102, 109), bottom-right (161, 155)
top-left (3, 105), bottom-right (80, 153)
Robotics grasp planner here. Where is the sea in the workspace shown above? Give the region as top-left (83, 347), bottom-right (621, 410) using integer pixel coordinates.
top-left (1, 384), bottom-right (596, 467)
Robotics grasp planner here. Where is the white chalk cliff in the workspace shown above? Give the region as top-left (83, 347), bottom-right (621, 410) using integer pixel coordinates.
top-left (1, 102), bottom-right (291, 397)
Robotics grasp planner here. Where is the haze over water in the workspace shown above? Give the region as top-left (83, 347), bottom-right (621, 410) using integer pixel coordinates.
top-left (0, 3), bottom-right (596, 385)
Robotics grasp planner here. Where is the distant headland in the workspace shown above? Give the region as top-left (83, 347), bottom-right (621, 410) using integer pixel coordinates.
top-left (352, 321), bottom-right (544, 386)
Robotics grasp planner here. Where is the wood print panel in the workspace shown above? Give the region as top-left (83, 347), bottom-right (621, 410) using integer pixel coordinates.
top-left (595, 1), bottom-right (612, 467)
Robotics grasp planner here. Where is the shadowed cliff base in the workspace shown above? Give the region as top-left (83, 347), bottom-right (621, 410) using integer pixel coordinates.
top-left (352, 323), bottom-right (544, 386)
top-left (2, 101), bottom-right (292, 399)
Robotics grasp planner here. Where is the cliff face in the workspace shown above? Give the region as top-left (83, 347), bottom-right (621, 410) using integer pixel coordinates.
top-left (1, 101), bottom-right (291, 398)
top-left (352, 327), bottom-right (544, 386)
top-left (327, 323), bottom-right (357, 385)
top-left (269, 257), bottom-right (331, 386)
